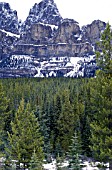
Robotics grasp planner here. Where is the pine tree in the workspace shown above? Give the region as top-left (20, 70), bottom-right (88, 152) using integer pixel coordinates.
top-left (96, 22), bottom-right (112, 77)
top-left (67, 132), bottom-right (81, 170)
top-left (90, 23), bottom-right (112, 169)
top-left (7, 99), bottom-right (44, 169)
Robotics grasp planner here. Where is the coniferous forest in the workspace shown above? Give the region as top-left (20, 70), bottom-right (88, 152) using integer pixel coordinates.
top-left (0, 24), bottom-right (112, 170)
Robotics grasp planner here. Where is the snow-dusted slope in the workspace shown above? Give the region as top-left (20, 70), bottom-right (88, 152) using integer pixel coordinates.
top-left (21, 0), bottom-right (62, 33)
top-left (3, 54), bottom-right (96, 78)
top-left (0, 2), bottom-right (19, 34)
top-left (43, 158), bottom-right (109, 170)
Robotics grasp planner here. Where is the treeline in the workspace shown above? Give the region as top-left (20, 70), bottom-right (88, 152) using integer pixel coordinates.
top-left (0, 23), bottom-right (111, 169)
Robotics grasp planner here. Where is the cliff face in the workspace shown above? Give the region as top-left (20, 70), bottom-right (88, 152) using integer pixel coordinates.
top-left (0, 29), bottom-right (19, 61)
top-left (81, 20), bottom-right (106, 47)
top-left (22, 23), bottom-right (52, 44)
top-left (13, 42), bottom-right (93, 58)
top-left (21, 0), bottom-right (62, 33)
top-left (0, 0), bottom-right (106, 78)
top-left (52, 19), bottom-right (80, 44)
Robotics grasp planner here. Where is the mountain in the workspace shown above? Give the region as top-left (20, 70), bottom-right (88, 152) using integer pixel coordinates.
top-left (0, 0), bottom-right (106, 78)
top-left (21, 0), bottom-right (62, 33)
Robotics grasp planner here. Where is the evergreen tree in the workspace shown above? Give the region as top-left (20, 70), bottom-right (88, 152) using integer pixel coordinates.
top-left (52, 94), bottom-right (62, 157)
top-left (57, 90), bottom-right (75, 154)
top-left (96, 22), bottom-right (112, 77)
top-left (7, 99), bottom-right (44, 169)
top-left (29, 149), bottom-right (43, 170)
top-left (90, 23), bottom-right (112, 169)
top-left (0, 83), bottom-right (11, 155)
top-left (79, 80), bottom-right (92, 157)
top-left (37, 99), bottom-right (51, 162)
top-left (67, 132), bottom-right (81, 170)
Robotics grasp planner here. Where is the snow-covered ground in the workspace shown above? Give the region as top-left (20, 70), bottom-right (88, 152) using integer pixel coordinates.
top-left (7, 54), bottom-right (96, 78)
top-left (43, 159), bottom-right (109, 170)
top-left (0, 157), bottom-right (109, 170)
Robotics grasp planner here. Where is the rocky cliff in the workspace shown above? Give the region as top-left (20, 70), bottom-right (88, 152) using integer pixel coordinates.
top-left (21, 0), bottom-right (62, 33)
top-left (0, 0), bottom-right (107, 78)
top-left (0, 2), bottom-right (19, 34)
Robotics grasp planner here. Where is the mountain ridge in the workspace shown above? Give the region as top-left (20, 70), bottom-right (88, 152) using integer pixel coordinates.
top-left (0, 1), bottom-right (107, 78)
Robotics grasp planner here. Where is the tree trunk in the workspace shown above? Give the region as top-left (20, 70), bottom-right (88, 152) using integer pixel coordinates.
top-left (24, 162), bottom-right (25, 170)
top-left (109, 160), bottom-right (112, 170)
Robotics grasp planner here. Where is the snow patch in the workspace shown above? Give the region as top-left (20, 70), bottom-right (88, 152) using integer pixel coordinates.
top-left (0, 29), bottom-right (20, 38)
top-left (38, 22), bottom-right (58, 30)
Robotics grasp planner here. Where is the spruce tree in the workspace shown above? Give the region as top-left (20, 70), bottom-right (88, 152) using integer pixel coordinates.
top-left (37, 100), bottom-right (51, 162)
top-left (57, 90), bottom-right (75, 154)
top-left (67, 132), bottom-right (81, 170)
top-left (90, 23), bottom-right (112, 169)
top-left (7, 99), bottom-right (44, 169)
top-left (79, 79), bottom-right (92, 157)
top-left (29, 149), bottom-right (43, 170)
top-left (0, 83), bottom-right (11, 155)
top-left (52, 94), bottom-right (62, 157)
top-left (96, 22), bottom-right (112, 77)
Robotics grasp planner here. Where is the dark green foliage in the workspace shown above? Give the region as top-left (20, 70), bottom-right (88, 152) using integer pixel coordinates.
top-left (90, 22), bottom-right (112, 168)
top-left (52, 94), bottom-right (62, 157)
top-left (0, 71), bottom-right (110, 166)
top-left (79, 80), bottom-right (92, 156)
top-left (57, 90), bottom-right (75, 154)
top-left (0, 83), bottom-right (12, 155)
top-left (67, 132), bottom-right (81, 170)
top-left (29, 149), bottom-right (43, 170)
top-left (96, 22), bottom-right (112, 77)
top-left (0, 77), bottom-right (93, 160)
top-left (7, 99), bottom-right (44, 168)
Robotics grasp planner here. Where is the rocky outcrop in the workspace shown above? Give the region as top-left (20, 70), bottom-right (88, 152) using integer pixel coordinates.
top-left (21, 19), bottom-right (81, 44)
top-left (81, 20), bottom-right (106, 46)
top-left (12, 42), bottom-right (93, 57)
top-left (21, 0), bottom-right (62, 33)
top-left (0, 29), bottom-right (19, 60)
top-left (0, 2), bottom-right (19, 61)
top-left (16, 18), bottom-right (93, 59)
top-left (52, 19), bottom-right (80, 44)
top-left (21, 23), bottom-right (52, 44)
top-left (0, 2), bottom-right (19, 34)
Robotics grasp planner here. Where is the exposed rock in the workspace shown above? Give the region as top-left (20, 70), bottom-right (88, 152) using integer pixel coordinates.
top-left (12, 42), bottom-right (93, 58)
top-left (81, 20), bottom-right (106, 45)
top-left (21, 19), bottom-right (81, 45)
top-left (52, 19), bottom-right (80, 44)
top-left (21, 0), bottom-right (62, 34)
top-left (0, 0), bottom-right (107, 78)
top-left (21, 23), bottom-right (52, 44)
top-left (0, 2), bottom-right (19, 34)
top-left (0, 29), bottom-right (19, 61)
